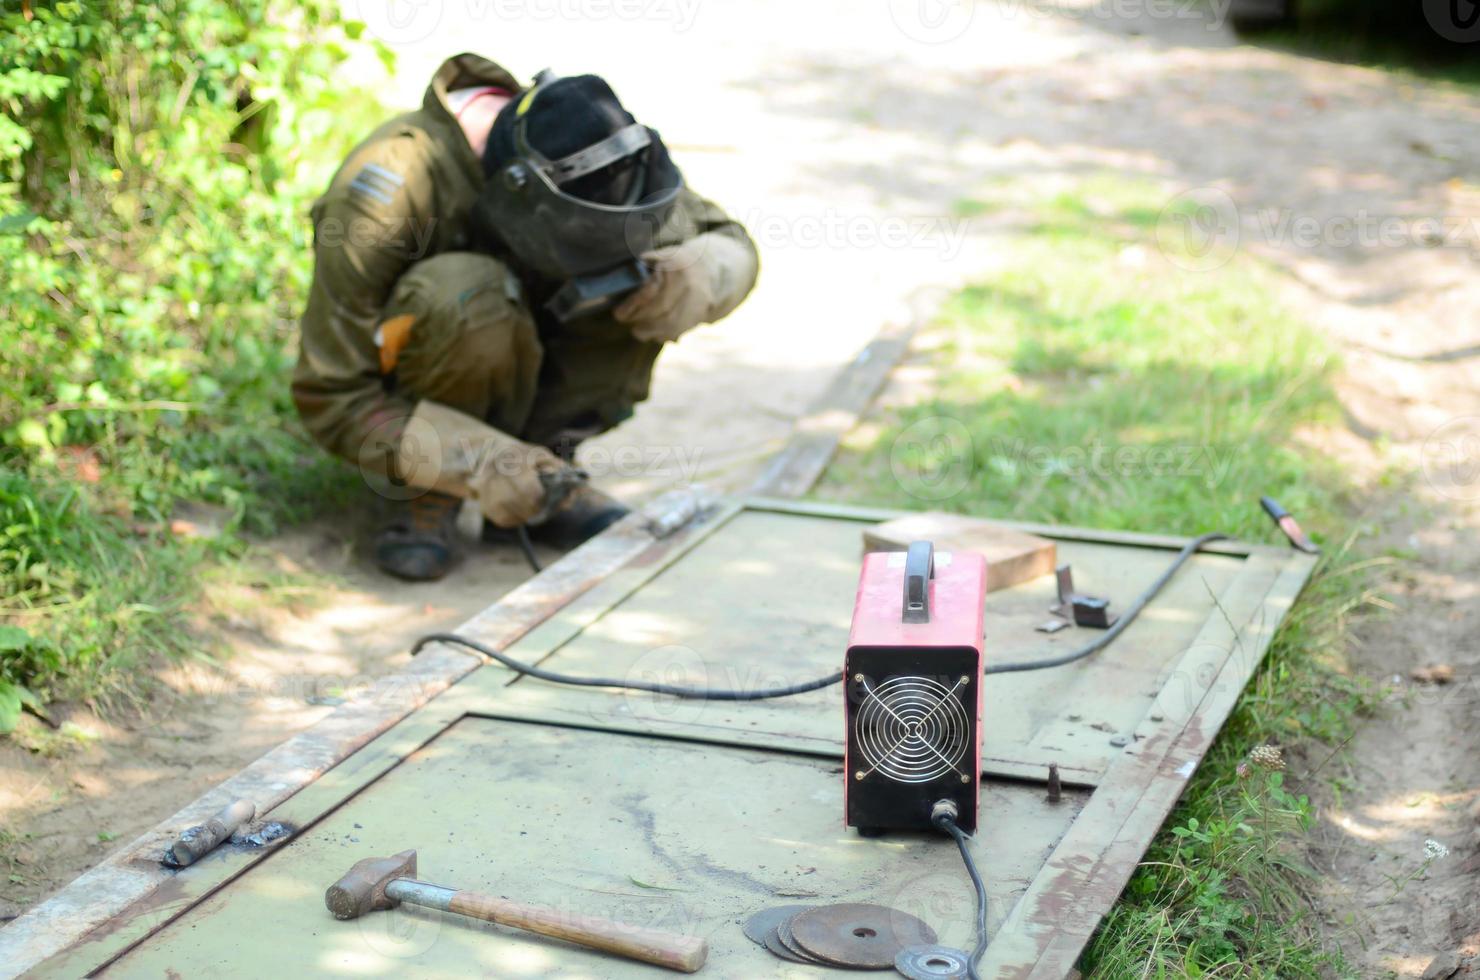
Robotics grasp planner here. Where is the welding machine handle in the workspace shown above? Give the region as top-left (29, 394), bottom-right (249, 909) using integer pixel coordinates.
top-left (902, 540), bottom-right (934, 624)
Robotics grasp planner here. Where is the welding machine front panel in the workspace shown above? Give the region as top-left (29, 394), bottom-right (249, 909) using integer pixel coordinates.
top-left (845, 547), bottom-right (986, 834)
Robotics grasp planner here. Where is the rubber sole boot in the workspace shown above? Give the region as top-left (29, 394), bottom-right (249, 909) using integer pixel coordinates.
top-left (374, 490), bottom-right (462, 581)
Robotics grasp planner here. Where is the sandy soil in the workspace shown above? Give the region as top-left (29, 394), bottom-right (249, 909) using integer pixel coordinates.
top-left (3, 2), bottom-right (1478, 974)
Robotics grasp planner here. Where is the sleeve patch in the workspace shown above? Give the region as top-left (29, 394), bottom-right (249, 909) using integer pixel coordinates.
top-left (348, 162), bottom-right (406, 206)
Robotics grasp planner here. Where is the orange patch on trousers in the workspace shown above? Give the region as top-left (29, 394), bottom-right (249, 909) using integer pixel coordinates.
top-left (377, 314), bottom-right (416, 373)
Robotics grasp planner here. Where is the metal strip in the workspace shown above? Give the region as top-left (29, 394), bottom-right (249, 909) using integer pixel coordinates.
top-left (744, 496), bottom-right (1263, 558)
top-left (978, 551), bottom-right (1315, 976)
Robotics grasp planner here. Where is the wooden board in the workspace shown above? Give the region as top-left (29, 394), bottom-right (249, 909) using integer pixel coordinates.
top-left (864, 511), bottom-right (1058, 594)
top-left (7, 499), bottom-right (1316, 980)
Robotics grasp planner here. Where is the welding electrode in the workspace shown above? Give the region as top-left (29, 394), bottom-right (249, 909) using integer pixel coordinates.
top-left (1260, 495), bottom-right (1320, 554)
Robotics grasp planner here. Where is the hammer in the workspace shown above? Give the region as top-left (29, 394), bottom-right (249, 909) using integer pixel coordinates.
top-left (325, 850), bottom-right (708, 973)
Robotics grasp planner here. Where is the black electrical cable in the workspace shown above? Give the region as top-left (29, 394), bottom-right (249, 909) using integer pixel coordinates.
top-left (933, 809), bottom-right (988, 980)
top-left (422, 530), bottom-right (1229, 697)
top-left (983, 531), bottom-right (1228, 675)
top-left (411, 632), bottom-right (845, 700)
top-left (515, 525), bottom-right (543, 573)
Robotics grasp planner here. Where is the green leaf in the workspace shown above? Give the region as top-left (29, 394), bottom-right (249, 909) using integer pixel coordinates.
top-left (0, 682), bottom-right (22, 733)
top-left (0, 624), bottom-right (31, 651)
top-left (14, 418), bottom-right (51, 452)
top-left (0, 209), bottom-right (39, 234)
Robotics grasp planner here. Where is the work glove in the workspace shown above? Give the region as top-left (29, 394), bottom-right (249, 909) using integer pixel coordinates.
top-left (613, 232), bottom-right (757, 343)
top-left (392, 400), bottom-right (582, 528)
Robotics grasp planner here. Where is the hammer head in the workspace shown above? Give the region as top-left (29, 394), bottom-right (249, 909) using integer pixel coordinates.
top-left (325, 849), bottom-right (417, 920)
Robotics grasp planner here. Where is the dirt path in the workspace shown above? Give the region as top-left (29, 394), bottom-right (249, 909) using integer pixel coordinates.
top-left (4, 4), bottom-right (1478, 972)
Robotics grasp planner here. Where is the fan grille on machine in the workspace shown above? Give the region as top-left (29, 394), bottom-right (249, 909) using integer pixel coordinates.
top-left (854, 675), bottom-right (971, 784)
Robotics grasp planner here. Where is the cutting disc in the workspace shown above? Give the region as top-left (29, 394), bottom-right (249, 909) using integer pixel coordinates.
top-left (763, 924), bottom-right (815, 964)
top-left (743, 905), bottom-right (813, 948)
top-left (791, 903), bottom-right (938, 969)
top-left (895, 944), bottom-right (971, 979)
top-left (777, 913), bottom-right (831, 965)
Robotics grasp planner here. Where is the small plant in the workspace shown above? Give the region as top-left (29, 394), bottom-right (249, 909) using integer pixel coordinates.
top-left (1382, 839), bottom-right (1450, 900)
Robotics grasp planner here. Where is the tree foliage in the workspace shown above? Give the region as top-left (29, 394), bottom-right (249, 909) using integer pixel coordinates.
top-left (0, 0), bottom-right (374, 724)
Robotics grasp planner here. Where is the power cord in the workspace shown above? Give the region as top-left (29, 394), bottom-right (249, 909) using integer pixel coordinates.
top-left (983, 531), bottom-right (1227, 674)
top-left (411, 632), bottom-right (843, 700)
top-left (414, 531), bottom-right (1227, 694)
top-left (515, 525), bottom-right (543, 573)
top-left (931, 801), bottom-right (988, 980)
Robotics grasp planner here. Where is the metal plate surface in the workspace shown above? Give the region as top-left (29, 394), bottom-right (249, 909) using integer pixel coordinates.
top-left (18, 500), bottom-right (1314, 980)
top-left (88, 718), bottom-right (1084, 978)
top-left (474, 507), bottom-right (1246, 783)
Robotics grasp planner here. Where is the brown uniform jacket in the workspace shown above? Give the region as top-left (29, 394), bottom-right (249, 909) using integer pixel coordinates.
top-left (292, 53), bottom-right (757, 462)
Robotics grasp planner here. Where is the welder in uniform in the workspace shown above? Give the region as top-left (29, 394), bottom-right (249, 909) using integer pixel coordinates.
top-left (292, 54), bottom-right (758, 580)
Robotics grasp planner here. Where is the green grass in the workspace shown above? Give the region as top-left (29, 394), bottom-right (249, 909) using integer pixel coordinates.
top-left (0, 4), bottom-right (388, 723)
top-left (825, 180), bottom-right (1351, 541)
top-left (1084, 557), bottom-right (1381, 977)
top-left (820, 177), bottom-right (1383, 975)
top-left (0, 447), bottom-right (357, 716)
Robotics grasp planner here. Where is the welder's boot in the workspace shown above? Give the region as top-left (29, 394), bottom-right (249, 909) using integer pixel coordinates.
top-left (480, 484), bottom-right (631, 553)
top-left (374, 490), bottom-right (463, 581)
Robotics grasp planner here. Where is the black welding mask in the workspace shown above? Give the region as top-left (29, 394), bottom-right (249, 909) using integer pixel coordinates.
top-left (479, 70), bottom-right (685, 322)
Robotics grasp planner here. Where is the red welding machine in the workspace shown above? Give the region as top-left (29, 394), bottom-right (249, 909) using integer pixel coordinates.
top-left (845, 540), bottom-right (986, 834)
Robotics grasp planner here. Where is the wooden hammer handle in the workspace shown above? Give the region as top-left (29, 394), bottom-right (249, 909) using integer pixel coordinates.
top-left (446, 890), bottom-right (708, 973)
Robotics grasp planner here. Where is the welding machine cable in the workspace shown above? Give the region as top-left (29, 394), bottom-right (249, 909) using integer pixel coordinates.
top-left (412, 531), bottom-right (1229, 695)
top-left (982, 531), bottom-right (1229, 675)
top-left (410, 631), bottom-right (844, 699)
top-left (933, 810), bottom-right (989, 980)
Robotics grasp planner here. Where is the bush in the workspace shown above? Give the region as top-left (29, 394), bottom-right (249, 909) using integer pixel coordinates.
top-left (1261, 0), bottom-right (1480, 75)
top-left (0, 0), bottom-right (377, 724)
